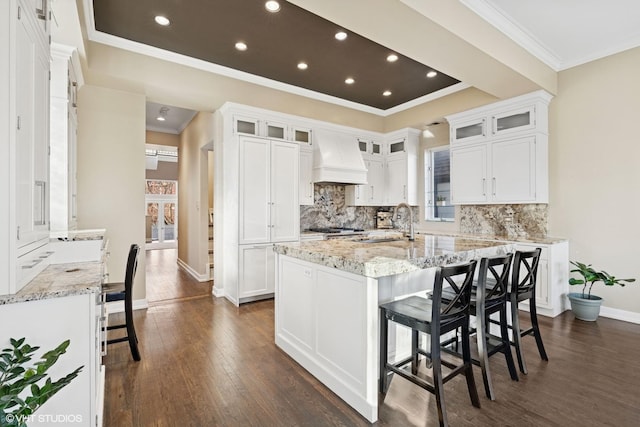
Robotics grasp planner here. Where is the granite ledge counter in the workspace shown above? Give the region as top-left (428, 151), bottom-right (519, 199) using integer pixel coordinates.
top-left (0, 262), bottom-right (103, 305)
top-left (273, 234), bottom-right (513, 278)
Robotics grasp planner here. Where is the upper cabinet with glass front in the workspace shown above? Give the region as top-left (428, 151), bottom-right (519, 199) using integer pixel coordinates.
top-left (448, 90), bottom-right (552, 145)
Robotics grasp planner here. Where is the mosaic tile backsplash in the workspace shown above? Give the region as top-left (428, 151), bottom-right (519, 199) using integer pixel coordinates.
top-left (459, 204), bottom-right (548, 238)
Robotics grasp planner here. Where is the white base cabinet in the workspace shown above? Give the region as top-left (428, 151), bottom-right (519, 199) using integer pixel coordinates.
top-left (238, 243), bottom-right (276, 302)
top-left (514, 241), bottom-right (569, 318)
top-left (0, 292), bottom-right (104, 427)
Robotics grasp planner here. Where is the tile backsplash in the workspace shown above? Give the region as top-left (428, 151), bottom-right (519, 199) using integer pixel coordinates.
top-left (459, 204), bottom-right (548, 238)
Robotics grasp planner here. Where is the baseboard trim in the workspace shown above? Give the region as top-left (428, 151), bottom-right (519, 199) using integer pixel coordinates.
top-left (106, 298), bottom-right (149, 314)
top-left (212, 285), bottom-right (224, 298)
top-left (599, 306), bottom-right (640, 324)
top-left (177, 257), bottom-right (211, 282)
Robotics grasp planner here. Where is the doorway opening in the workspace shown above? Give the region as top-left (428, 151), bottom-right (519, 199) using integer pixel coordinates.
top-left (145, 179), bottom-right (178, 249)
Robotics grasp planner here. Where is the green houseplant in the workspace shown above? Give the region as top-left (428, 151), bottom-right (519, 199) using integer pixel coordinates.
top-left (568, 261), bottom-right (635, 321)
top-left (0, 338), bottom-right (83, 427)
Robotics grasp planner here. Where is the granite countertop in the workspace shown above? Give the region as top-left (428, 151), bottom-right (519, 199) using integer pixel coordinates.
top-left (50, 228), bottom-right (106, 241)
top-left (274, 234), bottom-right (513, 278)
top-left (413, 229), bottom-right (567, 245)
top-left (0, 262), bottom-right (103, 305)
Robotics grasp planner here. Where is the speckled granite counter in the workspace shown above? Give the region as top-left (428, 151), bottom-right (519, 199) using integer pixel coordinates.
top-left (274, 234), bottom-right (513, 278)
top-left (0, 262), bottom-right (102, 305)
top-left (414, 229), bottom-right (567, 245)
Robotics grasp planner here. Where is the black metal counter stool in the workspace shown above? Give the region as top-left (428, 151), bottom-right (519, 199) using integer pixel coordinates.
top-left (441, 254), bottom-right (519, 400)
top-left (102, 244), bottom-right (141, 361)
top-left (507, 248), bottom-right (547, 374)
top-left (379, 261), bottom-right (480, 427)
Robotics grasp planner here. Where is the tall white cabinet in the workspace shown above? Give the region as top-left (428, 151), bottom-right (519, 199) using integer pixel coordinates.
top-left (1, 0), bottom-right (51, 295)
top-left (50, 43), bottom-right (82, 231)
top-left (216, 103), bottom-right (301, 305)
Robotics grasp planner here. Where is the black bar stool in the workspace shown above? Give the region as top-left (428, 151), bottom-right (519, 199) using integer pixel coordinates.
top-left (379, 261), bottom-right (480, 427)
top-left (441, 254), bottom-right (519, 400)
top-left (102, 244), bottom-right (141, 361)
top-left (508, 248), bottom-right (548, 374)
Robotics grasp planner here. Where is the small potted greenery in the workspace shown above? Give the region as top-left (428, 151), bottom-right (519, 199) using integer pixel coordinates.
top-left (436, 195), bottom-right (447, 206)
top-left (568, 261), bottom-right (635, 321)
top-left (1, 338), bottom-right (83, 427)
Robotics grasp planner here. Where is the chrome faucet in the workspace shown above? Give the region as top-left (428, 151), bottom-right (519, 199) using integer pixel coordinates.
top-left (394, 203), bottom-right (415, 241)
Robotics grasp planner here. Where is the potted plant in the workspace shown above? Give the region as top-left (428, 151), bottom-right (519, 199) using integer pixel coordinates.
top-left (1, 338), bottom-right (83, 427)
top-left (436, 195), bottom-right (447, 206)
top-left (568, 261), bottom-right (635, 321)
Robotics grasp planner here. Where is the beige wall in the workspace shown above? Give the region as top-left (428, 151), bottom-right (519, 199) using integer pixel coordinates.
top-left (146, 130), bottom-right (179, 147)
top-left (549, 47), bottom-right (640, 313)
top-left (178, 112), bottom-right (214, 278)
top-left (77, 84), bottom-right (146, 300)
top-left (146, 160), bottom-right (178, 181)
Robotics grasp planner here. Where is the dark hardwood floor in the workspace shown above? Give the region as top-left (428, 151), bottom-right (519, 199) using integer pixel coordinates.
top-left (104, 251), bottom-right (640, 426)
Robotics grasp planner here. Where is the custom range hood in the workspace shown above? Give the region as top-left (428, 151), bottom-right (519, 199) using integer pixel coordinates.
top-left (312, 129), bottom-right (368, 185)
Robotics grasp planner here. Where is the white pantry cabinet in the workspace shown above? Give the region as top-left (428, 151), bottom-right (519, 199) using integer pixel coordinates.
top-left (238, 243), bottom-right (275, 299)
top-left (1, 0), bottom-right (51, 296)
top-left (447, 90), bottom-right (552, 205)
top-left (239, 136), bottom-right (299, 244)
top-left (345, 157), bottom-right (384, 206)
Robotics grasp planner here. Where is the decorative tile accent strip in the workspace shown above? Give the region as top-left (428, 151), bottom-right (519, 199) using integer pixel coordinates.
top-left (459, 204), bottom-right (548, 239)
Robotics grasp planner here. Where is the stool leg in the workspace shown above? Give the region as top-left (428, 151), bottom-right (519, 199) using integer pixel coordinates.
top-left (476, 306), bottom-right (494, 400)
top-left (500, 304), bottom-right (519, 381)
top-left (379, 309), bottom-right (391, 394)
top-left (529, 298), bottom-right (548, 361)
top-left (411, 330), bottom-right (419, 375)
top-left (430, 332), bottom-right (448, 427)
top-left (461, 321), bottom-right (481, 408)
top-left (510, 297), bottom-right (527, 375)
top-left (125, 310), bottom-right (141, 361)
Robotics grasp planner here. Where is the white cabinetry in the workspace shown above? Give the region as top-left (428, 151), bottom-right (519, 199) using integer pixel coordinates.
top-left (50, 44), bottom-right (82, 231)
top-left (237, 136), bottom-right (299, 302)
top-left (513, 241), bottom-right (569, 318)
top-left (1, 0), bottom-right (51, 295)
top-left (383, 129), bottom-right (420, 206)
top-left (447, 90), bottom-right (552, 205)
top-left (299, 146), bottom-right (314, 205)
top-left (0, 292), bottom-right (104, 427)
top-left (346, 157), bottom-right (384, 206)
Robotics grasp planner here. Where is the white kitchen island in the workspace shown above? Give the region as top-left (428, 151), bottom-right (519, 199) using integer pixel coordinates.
top-left (274, 234), bottom-right (513, 423)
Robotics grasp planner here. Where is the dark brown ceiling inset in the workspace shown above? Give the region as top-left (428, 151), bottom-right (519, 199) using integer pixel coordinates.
top-left (93, 0), bottom-right (460, 110)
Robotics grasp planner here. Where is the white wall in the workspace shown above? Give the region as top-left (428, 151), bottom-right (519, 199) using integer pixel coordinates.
top-left (549, 47), bottom-right (640, 314)
top-left (77, 84), bottom-right (146, 300)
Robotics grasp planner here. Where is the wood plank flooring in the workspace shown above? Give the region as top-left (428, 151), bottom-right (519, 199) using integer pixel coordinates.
top-left (104, 251), bottom-right (640, 426)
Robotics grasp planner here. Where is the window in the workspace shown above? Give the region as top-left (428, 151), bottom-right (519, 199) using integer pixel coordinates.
top-left (425, 147), bottom-right (454, 222)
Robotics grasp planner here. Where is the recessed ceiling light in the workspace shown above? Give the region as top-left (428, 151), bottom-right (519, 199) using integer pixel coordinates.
top-left (386, 54), bottom-right (398, 62)
top-left (297, 62), bottom-right (308, 70)
top-left (345, 77), bottom-right (355, 85)
top-left (235, 41), bottom-right (248, 51)
top-left (157, 106), bottom-right (169, 121)
top-left (382, 90), bottom-right (392, 97)
top-left (335, 31), bottom-right (347, 41)
top-left (156, 116), bottom-right (166, 122)
top-left (426, 70), bottom-right (438, 78)
top-left (154, 15), bottom-right (170, 26)
top-left (265, 1), bottom-right (281, 12)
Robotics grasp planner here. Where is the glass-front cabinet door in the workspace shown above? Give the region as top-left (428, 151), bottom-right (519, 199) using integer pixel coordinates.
top-left (291, 126), bottom-right (312, 145)
top-left (234, 115), bottom-right (260, 136)
top-left (492, 105), bottom-right (536, 136)
top-left (451, 117), bottom-right (486, 144)
top-left (264, 120), bottom-right (288, 140)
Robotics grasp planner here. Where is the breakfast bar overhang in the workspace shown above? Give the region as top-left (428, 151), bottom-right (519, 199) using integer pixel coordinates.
top-left (273, 234), bottom-right (513, 423)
